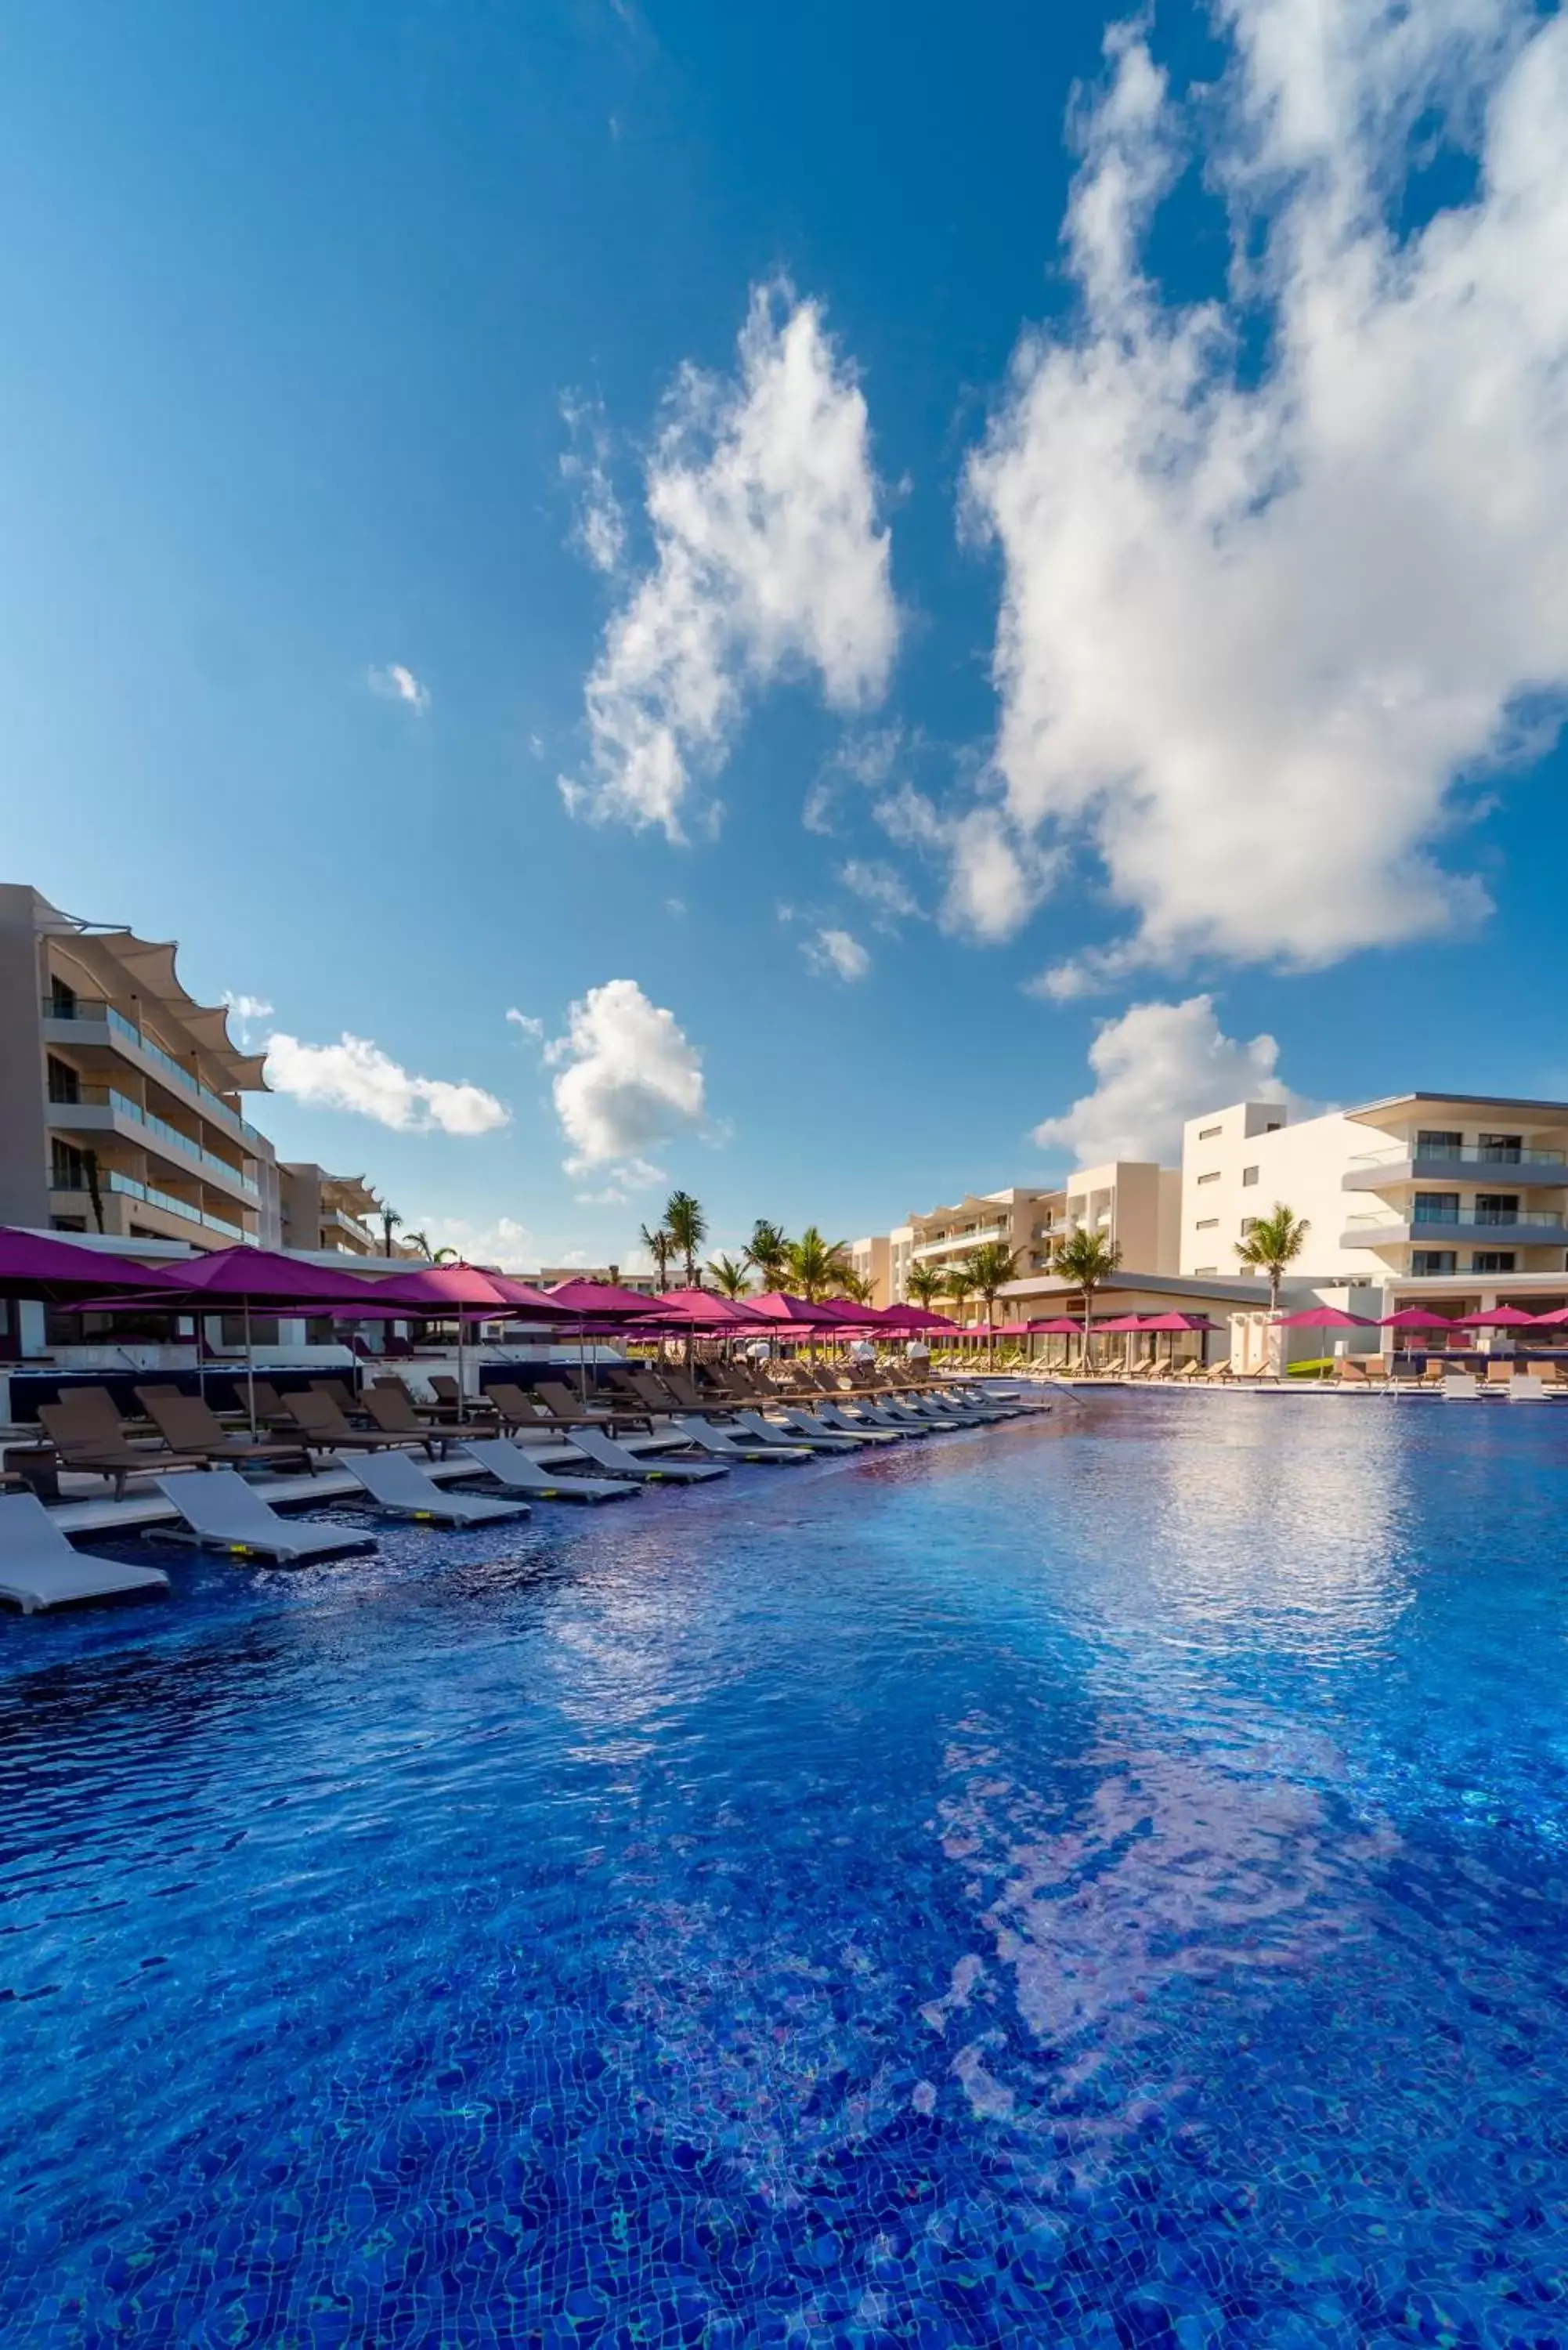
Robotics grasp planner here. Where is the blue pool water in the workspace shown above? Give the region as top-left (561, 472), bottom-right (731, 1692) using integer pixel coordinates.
top-left (2, 1394), bottom-right (1567, 2348)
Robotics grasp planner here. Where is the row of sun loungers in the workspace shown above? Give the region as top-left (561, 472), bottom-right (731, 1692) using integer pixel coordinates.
top-left (0, 1360), bottom-right (1034, 1611)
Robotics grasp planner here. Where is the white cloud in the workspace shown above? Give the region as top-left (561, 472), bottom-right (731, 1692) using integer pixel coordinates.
top-left (802, 927), bottom-right (871, 982)
top-left (1031, 996), bottom-right (1294, 1166)
top-left (221, 990), bottom-right (273, 1046)
top-left (546, 979), bottom-right (706, 1172)
top-left (560, 394), bottom-right (627, 574)
top-left (837, 859), bottom-right (922, 925)
top-left (959, 0), bottom-right (1568, 972)
top-left (505, 1007), bottom-right (545, 1040)
top-left (403, 1213), bottom-right (536, 1269)
top-left (803, 726), bottom-right (905, 834)
top-left (366, 663), bottom-right (430, 716)
top-left (875, 786), bottom-right (1053, 939)
top-left (264, 1032), bottom-right (509, 1137)
top-left (561, 282), bottom-right (899, 839)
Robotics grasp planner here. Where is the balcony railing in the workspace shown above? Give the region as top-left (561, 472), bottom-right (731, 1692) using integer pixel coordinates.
top-left (42, 996), bottom-right (266, 1145)
top-left (48, 1083), bottom-right (261, 1195)
top-left (51, 1171), bottom-right (252, 1242)
top-left (1350, 1143), bottom-right (1567, 1168)
top-left (1347, 1209), bottom-right (1566, 1231)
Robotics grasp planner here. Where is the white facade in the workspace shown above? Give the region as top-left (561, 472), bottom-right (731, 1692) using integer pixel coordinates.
top-left (1180, 1094), bottom-right (1568, 1288)
top-left (1180, 1102), bottom-right (1370, 1283)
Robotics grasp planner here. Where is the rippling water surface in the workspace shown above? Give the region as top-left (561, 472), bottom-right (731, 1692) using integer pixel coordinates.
top-left (2, 1394), bottom-right (1567, 2347)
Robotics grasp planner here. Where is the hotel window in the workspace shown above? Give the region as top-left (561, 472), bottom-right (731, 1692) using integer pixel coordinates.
top-left (1470, 1251), bottom-right (1516, 1274)
top-left (1412, 1193), bottom-right (1459, 1224)
top-left (1416, 1129), bottom-right (1462, 1155)
top-left (1265, 1122), bottom-right (1282, 1133)
top-left (1194, 1265), bottom-right (1219, 1275)
top-left (1411, 1250), bottom-right (1457, 1275)
top-left (1241, 1166), bottom-right (1259, 1186)
top-left (1479, 1133), bottom-right (1523, 1162)
top-left (1196, 1170), bottom-right (1219, 1186)
top-left (1475, 1195), bottom-right (1519, 1226)
top-left (1195, 1217), bottom-right (1219, 1231)
top-left (1240, 1217), bottom-right (1259, 1236)
top-left (1198, 1124), bottom-right (1222, 1140)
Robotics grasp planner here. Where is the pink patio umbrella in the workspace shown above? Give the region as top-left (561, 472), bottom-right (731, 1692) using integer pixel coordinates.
top-left (874, 1304), bottom-right (960, 1334)
top-left (1096, 1311), bottom-right (1151, 1374)
top-left (1134, 1308), bottom-right (1220, 1371)
top-left (1379, 1307), bottom-right (1464, 1330)
top-left (0, 1226), bottom-right (201, 1300)
top-left (78, 1246), bottom-right (414, 1430)
top-left (1271, 1305), bottom-right (1378, 1326)
top-left (654, 1288), bottom-right (753, 1324)
top-left (1459, 1305), bottom-right (1546, 1327)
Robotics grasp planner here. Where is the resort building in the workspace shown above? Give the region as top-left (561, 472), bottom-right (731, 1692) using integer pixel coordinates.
top-left (278, 1166), bottom-right (389, 1257)
top-left (1180, 1094), bottom-right (1568, 1286)
top-left (0, 885), bottom-right (279, 1252)
top-left (853, 1163), bottom-right (1181, 1307)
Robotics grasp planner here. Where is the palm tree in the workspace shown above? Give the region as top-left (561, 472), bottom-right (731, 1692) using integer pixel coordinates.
top-left (941, 1263), bottom-right (975, 1353)
top-left (709, 1253), bottom-right (750, 1300)
top-left (786, 1226), bottom-right (851, 1301)
top-left (744, 1219), bottom-right (791, 1292)
top-left (966, 1238), bottom-right (1021, 1366)
top-left (432, 1246), bottom-right (461, 1266)
top-left (663, 1191), bottom-right (707, 1286)
top-left (1051, 1228), bottom-right (1123, 1369)
top-left (904, 1260), bottom-right (947, 1314)
top-left (1235, 1203), bottom-right (1310, 1314)
top-left (836, 1266), bottom-right (877, 1306)
top-left (380, 1204), bottom-right (402, 1258)
top-left (638, 1223), bottom-right (674, 1289)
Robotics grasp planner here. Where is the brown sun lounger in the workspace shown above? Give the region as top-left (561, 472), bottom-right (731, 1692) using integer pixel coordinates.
top-left (138, 1390), bottom-right (317, 1474)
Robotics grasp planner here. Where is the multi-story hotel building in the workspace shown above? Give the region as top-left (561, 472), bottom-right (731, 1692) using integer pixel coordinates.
top-left (0, 886), bottom-right (279, 1251)
top-left (1180, 1094), bottom-right (1568, 1289)
top-left (851, 1162), bottom-right (1182, 1308)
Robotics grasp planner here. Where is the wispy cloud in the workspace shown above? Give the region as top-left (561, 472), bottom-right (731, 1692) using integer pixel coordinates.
top-left (560, 393), bottom-right (627, 575)
top-left (802, 927), bottom-right (871, 982)
top-left (265, 1032), bottom-right (508, 1136)
top-left (366, 663), bottom-right (431, 716)
top-left (402, 1213), bottom-right (535, 1268)
top-left (505, 1007), bottom-right (545, 1040)
top-left (560, 281), bottom-right (899, 840)
top-left (221, 989), bottom-right (273, 1047)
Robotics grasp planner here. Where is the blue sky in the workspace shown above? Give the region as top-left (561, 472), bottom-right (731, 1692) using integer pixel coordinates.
top-left (2, 0), bottom-right (1566, 1268)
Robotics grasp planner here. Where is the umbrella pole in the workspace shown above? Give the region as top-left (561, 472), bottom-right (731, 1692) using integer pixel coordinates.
top-left (245, 1300), bottom-right (257, 1438)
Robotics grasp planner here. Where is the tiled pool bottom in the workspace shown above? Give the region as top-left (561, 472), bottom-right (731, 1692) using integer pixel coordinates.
top-left (2, 1398), bottom-right (1568, 2348)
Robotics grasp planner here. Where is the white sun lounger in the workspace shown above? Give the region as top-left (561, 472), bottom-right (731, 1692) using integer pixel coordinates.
top-left (1441, 1373), bottom-right (1482, 1401)
top-left (0, 1491), bottom-right (172, 1614)
top-left (565, 1426), bottom-right (728, 1484)
top-left (669, 1415), bottom-right (811, 1464)
top-left (339, 1451), bottom-right (531, 1527)
top-left (154, 1470), bottom-right (374, 1564)
top-left (457, 1437), bottom-right (639, 1502)
top-left (738, 1408), bottom-right (861, 1453)
top-left (1508, 1374), bottom-right (1548, 1401)
top-left (805, 1399), bottom-right (905, 1444)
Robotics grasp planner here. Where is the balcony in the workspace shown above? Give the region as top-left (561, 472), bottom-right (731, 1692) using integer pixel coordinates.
top-left (910, 1224), bottom-right (1012, 1260)
top-left (42, 997), bottom-right (266, 1148)
top-left (1345, 1144), bottom-right (1568, 1193)
top-left (1343, 1209), bottom-right (1568, 1251)
top-left (46, 1085), bottom-right (260, 1202)
top-left (50, 1171), bottom-right (252, 1243)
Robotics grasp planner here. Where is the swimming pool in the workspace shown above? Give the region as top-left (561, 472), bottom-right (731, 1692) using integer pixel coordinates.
top-left (2, 1395), bottom-right (1566, 2346)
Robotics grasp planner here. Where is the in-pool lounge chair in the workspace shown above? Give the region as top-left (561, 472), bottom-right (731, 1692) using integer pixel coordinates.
top-left (564, 1425), bottom-right (728, 1484)
top-left (1441, 1372), bottom-right (1481, 1400)
top-left (338, 1449), bottom-right (530, 1528)
top-left (457, 1437), bottom-right (639, 1503)
top-left (667, 1414), bottom-right (811, 1465)
top-left (155, 1470), bottom-right (374, 1564)
top-left (0, 1491), bottom-right (172, 1614)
